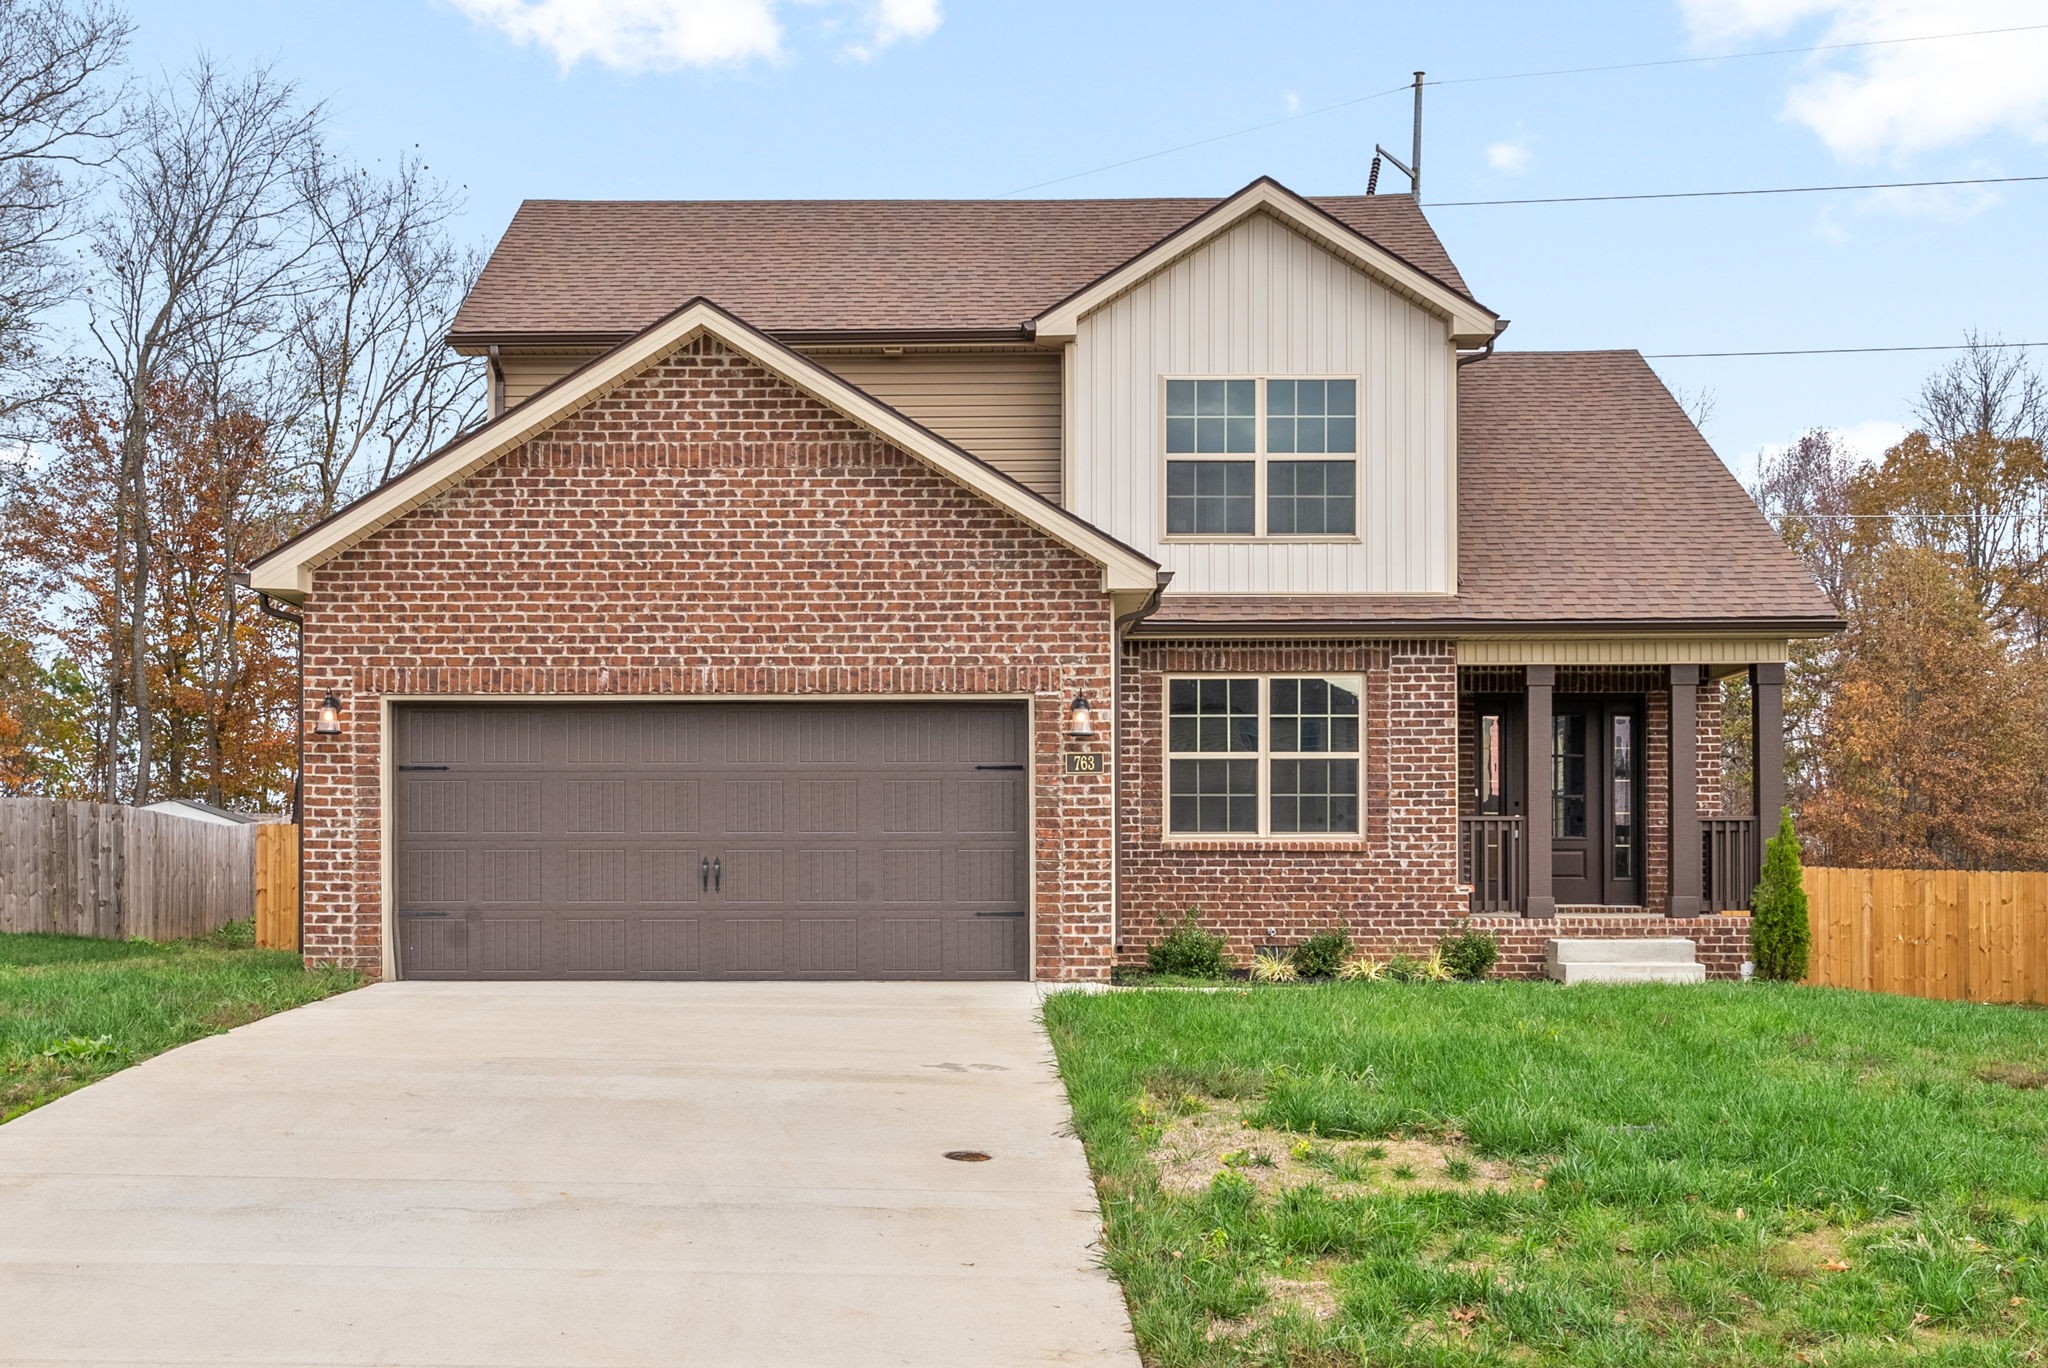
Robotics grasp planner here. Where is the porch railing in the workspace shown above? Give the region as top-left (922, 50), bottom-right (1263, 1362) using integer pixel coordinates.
top-left (1458, 815), bottom-right (1525, 914)
top-left (1703, 817), bottom-right (1762, 912)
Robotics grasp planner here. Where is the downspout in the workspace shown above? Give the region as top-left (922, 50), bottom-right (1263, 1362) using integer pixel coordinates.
top-left (487, 344), bottom-right (505, 417)
top-left (1109, 571), bottom-right (1173, 958)
top-left (1458, 318), bottom-right (1512, 367)
top-left (237, 573), bottom-right (306, 956)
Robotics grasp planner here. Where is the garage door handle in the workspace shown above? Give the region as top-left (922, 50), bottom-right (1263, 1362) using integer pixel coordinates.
top-left (712, 856), bottom-right (721, 892)
top-left (700, 856), bottom-right (710, 892)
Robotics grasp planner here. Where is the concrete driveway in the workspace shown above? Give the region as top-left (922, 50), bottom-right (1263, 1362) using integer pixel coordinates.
top-left (0, 982), bottom-right (1138, 1367)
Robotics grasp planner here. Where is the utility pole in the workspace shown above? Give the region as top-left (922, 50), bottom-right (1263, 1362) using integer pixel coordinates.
top-left (1372, 70), bottom-right (1426, 198)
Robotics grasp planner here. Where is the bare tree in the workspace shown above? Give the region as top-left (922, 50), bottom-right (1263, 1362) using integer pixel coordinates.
top-left (1672, 384), bottom-right (1717, 435)
top-left (0, 0), bottom-right (129, 427)
top-left (1750, 428), bottom-right (1859, 613)
top-left (85, 59), bottom-right (318, 803)
top-left (1916, 334), bottom-right (2047, 451)
top-left (279, 144), bottom-right (482, 516)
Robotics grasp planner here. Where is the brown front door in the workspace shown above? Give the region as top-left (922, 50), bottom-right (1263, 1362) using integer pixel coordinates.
top-left (391, 701), bottom-right (1030, 981)
top-left (1549, 699), bottom-right (1644, 906)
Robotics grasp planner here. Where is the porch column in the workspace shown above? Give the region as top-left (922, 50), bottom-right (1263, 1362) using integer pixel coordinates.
top-left (1750, 662), bottom-right (1786, 828)
top-left (1522, 665), bottom-right (1556, 918)
top-left (1667, 664), bottom-right (1704, 917)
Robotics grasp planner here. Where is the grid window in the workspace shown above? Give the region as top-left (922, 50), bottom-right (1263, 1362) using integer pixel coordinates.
top-left (1166, 459), bottom-right (1255, 535)
top-left (1266, 379), bottom-right (1357, 454)
top-left (1166, 676), bottom-right (1364, 837)
top-left (1163, 376), bottom-right (1360, 539)
top-left (1165, 379), bottom-right (1257, 454)
top-left (1267, 460), bottom-right (1357, 536)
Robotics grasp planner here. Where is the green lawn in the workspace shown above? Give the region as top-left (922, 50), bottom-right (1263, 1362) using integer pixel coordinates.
top-left (0, 929), bottom-right (360, 1122)
top-left (1044, 982), bottom-right (2048, 1367)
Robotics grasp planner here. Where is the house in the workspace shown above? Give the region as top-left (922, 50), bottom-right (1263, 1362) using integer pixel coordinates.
top-left (245, 176), bottom-right (1836, 983)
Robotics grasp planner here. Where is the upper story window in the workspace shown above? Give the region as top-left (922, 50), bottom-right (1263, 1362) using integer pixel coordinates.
top-left (1164, 377), bottom-right (1358, 540)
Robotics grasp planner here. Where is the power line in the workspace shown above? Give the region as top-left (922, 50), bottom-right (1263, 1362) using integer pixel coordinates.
top-left (1430, 21), bottom-right (2048, 88)
top-left (1428, 172), bottom-right (2048, 208)
top-left (1647, 341), bottom-right (2048, 359)
top-left (993, 23), bottom-right (2048, 197)
top-left (996, 83), bottom-right (1414, 197)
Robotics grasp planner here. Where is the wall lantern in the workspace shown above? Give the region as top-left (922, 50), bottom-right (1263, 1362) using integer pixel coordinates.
top-left (313, 691), bottom-right (343, 736)
top-left (1068, 694), bottom-right (1096, 739)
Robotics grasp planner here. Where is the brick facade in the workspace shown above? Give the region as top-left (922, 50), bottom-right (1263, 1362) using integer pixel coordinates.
top-left (1114, 639), bottom-right (1469, 964)
top-left (294, 337), bottom-right (1750, 985)
top-left (299, 338), bottom-right (1119, 980)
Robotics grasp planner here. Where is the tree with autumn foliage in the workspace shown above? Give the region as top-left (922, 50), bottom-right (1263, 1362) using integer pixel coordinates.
top-left (1, 376), bottom-right (299, 807)
top-left (1751, 339), bottom-right (2048, 871)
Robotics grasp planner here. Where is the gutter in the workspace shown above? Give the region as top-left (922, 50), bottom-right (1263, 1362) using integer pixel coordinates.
top-left (1458, 317), bottom-right (1512, 367)
top-left (1108, 572), bottom-right (1173, 957)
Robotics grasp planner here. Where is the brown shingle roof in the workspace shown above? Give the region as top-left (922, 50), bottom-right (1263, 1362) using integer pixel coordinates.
top-left (1143, 351), bottom-right (1839, 634)
top-left (449, 194), bottom-right (1471, 342)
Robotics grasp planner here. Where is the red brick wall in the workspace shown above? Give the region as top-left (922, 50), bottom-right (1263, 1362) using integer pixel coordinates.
top-left (1115, 639), bottom-right (1467, 963)
top-left (1475, 912), bottom-right (1751, 980)
top-left (299, 338), bottom-right (1118, 980)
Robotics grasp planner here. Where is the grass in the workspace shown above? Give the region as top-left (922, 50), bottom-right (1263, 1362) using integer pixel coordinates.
top-left (0, 927), bottom-right (361, 1122)
top-left (1043, 981), bottom-right (2048, 1366)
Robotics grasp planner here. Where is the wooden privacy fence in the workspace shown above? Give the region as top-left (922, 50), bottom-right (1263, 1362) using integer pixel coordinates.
top-left (1805, 866), bottom-right (2048, 1006)
top-left (0, 797), bottom-right (298, 949)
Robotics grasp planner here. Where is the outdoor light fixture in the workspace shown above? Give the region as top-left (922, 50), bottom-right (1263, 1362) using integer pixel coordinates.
top-left (313, 691), bottom-right (342, 736)
top-left (1068, 694), bottom-right (1096, 739)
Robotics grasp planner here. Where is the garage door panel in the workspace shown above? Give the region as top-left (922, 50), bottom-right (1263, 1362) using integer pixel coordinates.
top-left (400, 915), bottom-right (468, 977)
top-left (640, 918), bottom-right (703, 973)
top-left (393, 702), bottom-right (1028, 981)
top-left (635, 848), bottom-right (706, 904)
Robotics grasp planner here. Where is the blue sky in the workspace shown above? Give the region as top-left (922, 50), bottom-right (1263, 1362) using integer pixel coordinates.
top-left (124, 0), bottom-right (2048, 475)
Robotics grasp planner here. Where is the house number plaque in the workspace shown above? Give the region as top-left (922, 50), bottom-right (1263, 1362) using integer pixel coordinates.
top-left (1064, 752), bottom-right (1107, 775)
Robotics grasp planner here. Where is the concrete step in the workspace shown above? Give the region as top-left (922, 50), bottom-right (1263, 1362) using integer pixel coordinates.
top-left (1547, 960), bottom-right (1709, 985)
top-left (1545, 937), bottom-right (1698, 965)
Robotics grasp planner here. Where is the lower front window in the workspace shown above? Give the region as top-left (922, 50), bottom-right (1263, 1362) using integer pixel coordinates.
top-left (1165, 675), bottom-right (1363, 836)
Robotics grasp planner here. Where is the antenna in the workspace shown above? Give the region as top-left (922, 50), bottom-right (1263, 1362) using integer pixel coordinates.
top-left (1372, 71), bottom-right (1425, 198)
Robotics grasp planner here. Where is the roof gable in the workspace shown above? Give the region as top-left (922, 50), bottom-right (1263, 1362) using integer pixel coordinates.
top-left (1030, 178), bottom-right (1499, 346)
top-left (248, 299), bottom-right (1162, 601)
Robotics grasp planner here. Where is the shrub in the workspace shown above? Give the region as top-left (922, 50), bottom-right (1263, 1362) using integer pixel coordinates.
top-left (1249, 950), bottom-right (1300, 983)
top-left (1146, 909), bottom-right (1230, 980)
top-left (1290, 927), bottom-right (1352, 979)
top-left (1384, 953), bottom-right (1424, 983)
top-left (1750, 808), bottom-right (1811, 982)
top-left (1336, 954), bottom-right (1386, 982)
top-left (1436, 921), bottom-right (1499, 980)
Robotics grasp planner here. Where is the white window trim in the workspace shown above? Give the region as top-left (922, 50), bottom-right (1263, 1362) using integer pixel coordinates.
top-left (1159, 374), bottom-right (1362, 544)
top-left (1162, 673), bottom-right (1367, 841)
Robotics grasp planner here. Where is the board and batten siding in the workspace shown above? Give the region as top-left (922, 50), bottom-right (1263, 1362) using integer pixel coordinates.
top-left (1066, 210), bottom-right (1457, 595)
top-left (813, 349), bottom-right (1063, 500)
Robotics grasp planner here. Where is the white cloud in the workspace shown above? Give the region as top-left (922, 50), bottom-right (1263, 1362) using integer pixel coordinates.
top-left (1830, 418), bottom-right (1911, 462)
top-left (447, 0), bottom-right (942, 72)
top-left (843, 0), bottom-right (942, 61)
top-left (1485, 132), bottom-right (1534, 174)
top-left (1675, 0), bottom-right (2048, 161)
top-left (1283, 91), bottom-right (1301, 115)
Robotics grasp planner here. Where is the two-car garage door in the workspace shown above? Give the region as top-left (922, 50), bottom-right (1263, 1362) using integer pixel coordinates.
top-left (391, 702), bottom-right (1030, 980)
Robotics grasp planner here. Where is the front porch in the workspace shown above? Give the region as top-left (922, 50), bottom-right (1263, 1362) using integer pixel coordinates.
top-left (1455, 663), bottom-right (1784, 919)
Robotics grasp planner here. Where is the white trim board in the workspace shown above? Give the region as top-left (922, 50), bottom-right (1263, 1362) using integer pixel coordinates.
top-left (1032, 178), bottom-right (1499, 347)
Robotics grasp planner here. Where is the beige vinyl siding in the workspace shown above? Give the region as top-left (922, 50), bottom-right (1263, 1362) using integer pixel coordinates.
top-left (1456, 637), bottom-right (1793, 667)
top-left (501, 350), bottom-right (603, 410)
top-left (812, 349), bottom-right (1063, 500)
top-left (1067, 210), bottom-right (1457, 596)
top-left (488, 345), bottom-right (1063, 501)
